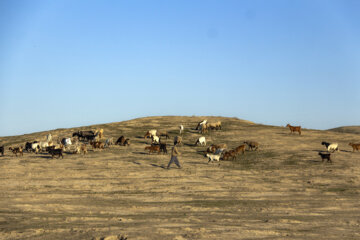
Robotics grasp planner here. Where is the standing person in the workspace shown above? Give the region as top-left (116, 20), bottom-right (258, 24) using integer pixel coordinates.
top-left (167, 143), bottom-right (181, 169)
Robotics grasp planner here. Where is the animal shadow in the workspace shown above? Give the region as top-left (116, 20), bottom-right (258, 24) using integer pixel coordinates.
top-left (132, 151), bottom-right (148, 155)
top-left (150, 163), bottom-right (166, 169)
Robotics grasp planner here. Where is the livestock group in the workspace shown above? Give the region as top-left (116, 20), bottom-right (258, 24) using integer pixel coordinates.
top-left (0, 120), bottom-right (359, 165)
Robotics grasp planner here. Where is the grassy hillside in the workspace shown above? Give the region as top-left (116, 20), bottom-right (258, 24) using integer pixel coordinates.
top-left (0, 116), bottom-right (359, 240)
top-left (328, 126), bottom-right (360, 135)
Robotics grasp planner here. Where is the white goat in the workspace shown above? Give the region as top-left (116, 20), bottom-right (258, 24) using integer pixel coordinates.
top-left (328, 143), bottom-right (339, 152)
top-left (195, 136), bottom-right (206, 146)
top-left (206, 153), bottom-right (221, 163)
top-left (179, 125), bottom-right (184, 134)
top-left (152, 135), bottom-right (160, 144)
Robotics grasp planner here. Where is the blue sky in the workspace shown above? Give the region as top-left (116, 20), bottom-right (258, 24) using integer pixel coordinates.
top-left (1, 0), bottom-right (359, 136)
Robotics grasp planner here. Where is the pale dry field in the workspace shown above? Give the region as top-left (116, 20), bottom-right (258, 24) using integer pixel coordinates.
top-left (0, 116), bottom-right (359, 240)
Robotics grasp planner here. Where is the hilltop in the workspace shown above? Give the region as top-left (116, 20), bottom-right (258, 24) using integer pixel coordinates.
top-left (0, 116), bottom-right (359, 240)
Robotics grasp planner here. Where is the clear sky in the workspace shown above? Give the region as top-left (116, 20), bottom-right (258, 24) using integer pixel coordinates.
top-left (1, 0), bottom-right (359, 136)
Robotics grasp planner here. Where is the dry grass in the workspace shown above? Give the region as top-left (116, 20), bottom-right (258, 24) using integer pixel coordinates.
top-left (0, 116), bottom-right (359, 240)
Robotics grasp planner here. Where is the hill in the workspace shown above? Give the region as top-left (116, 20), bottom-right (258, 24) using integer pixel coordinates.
top-left (328, 126), bottom-right (360, 135)
top-left (0, 116), bottom-right (359, 240)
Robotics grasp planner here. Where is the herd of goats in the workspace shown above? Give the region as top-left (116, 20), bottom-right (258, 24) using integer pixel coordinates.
top-left (1, 120), bottom-right (360, 164)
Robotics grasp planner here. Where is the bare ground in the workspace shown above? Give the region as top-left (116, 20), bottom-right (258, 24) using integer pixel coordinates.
top-left (0, 116), bottom-right (359, 239)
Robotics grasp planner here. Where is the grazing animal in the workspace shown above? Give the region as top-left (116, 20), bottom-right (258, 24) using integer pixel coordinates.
top-left (9, 147), bottom-right (23, 157)
top-left (79, 144), bottom-right (87, 155)
top-left (174, 136), bottom-right (182, 146)
top-left (61, 138), bottom-right (72, 149)
top-left (196, 120), bottom-right (207, 130)
top-left (116, 136), bottom-right (126, 145)
top-left (222, 150), bottom-right (236, 161)
top-left (72, 131), bottom-right (95, 141)
top-left (95, 129), bottom-right (104, 139)
top-left (206, 153), bottom-right (221, 163)
top-left (244, 141), bottom-right (259, 151)
top-left (25, 141), bottom-right (39, 152)
top-left (206, 121), bottom-right (222, 130)
top-left (144, 130), bottom-right (157, 139)
top-left (349, 143), bottom-right (360, 152)
top-left (321, 142), bottom-right (339, 152)
top-left (234, 145), bottom-right (246, 155)
top-left (318, 152), bottom-right (331, 163)
top-left (105, 137), bottom-right (114, 147)
top-left (158, 131), bottom-right (170, 139)
top-left (152, 135), bottom-right (160, 144)
top-left (207, 144), bottom-right (227, 153)
top-left (123, 138), bottom-right (130, 146)
top-left (179, 125), bottom-right (184, 134)
top-left (145, 145), bottom-right (160, 154)
top-left (91, 141), bottom-right (104, 149)
top-left (39, 141), bottom-right (53, 152)
top-left (199, 124), bottom-right (208, 134)
top-left (195, 136), bottom-right (206, 146)
top-left (155, 143), bottom-right (168, 154)
top-left (48, 148), bottom-right (64, 159)
top-left (286, 124), bottom-right (301, 135)
top-left (0, 145), bottom-right (4, 156)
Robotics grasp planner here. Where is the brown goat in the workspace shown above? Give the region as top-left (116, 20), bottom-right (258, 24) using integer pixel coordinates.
top-left (222, 150), bottom-right (237, 161)
top-left (91, 141), bottom-right (104, 149)
top-left (349, 143), bottom-right (360, 152)
top-left (9, 147), bottom-right (23, 157)
top-left (207, 144), bottom-right (227, 153)
top-left (244, 141), bottom-right (259, 151)
top-left (286, 124), bottom-right (301, 135)
top-left (234, 145), bottom-right (246, 155)
top-left (145, 145), bottom-right (160, 154)
top-left (80, 144), bottom-right (87, 155)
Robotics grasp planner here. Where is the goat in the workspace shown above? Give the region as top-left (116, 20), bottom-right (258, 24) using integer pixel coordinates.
top-left (145, 145), bottom-right (160, 154)
top-left (174, 136), bottom-right (182, 146)
top-left (199, 124), bottom-right (208, 134)
top-left (207, 144), bottom-right (227, 153)
top-left (196, 120), bottom-right (207, 130)
top-left (24, 141), bottom-right (39, 152)
top-left (195, 136), bottom-right (206, 146)
top-left (116, 136), bottom-right (126, 145)
top-left (90, 141), bottom-right (104, 149)
top-left (179, 125), bottom-right (184, 134)
top-left (80, 144), bottom-right (88, 154)
top-left (48, 148), bottom-right (64, 159)
top-left (72, 131), bottom-right (95, 141)
top-left (222, 150), bottom-right (236, 161)
top-left (0, 145), bottom-right (4, 156)
top-left (244, 141), bottom-right (259, 151)
top-left (95, 129), bottom-right (104, 139)
top-left (234, 145), bottom-right (246, 155)
top-left (321, 142), bottom-right (339, 152)
top-left (9, 147), bottom-right (23, 157)
top-left (318, 152), bottom-right (331, 163)
top-left (144, 130), bottom-right (157, 139)
top-left (207, 121), bottom-right (222, 130)
top-left (152, 143), bottom-right (167, 154)
top-left (349, 143), bottom-right (360, 152)
top-left (206, 153), bottom-right (221, 163)
top-left (286, 124), bottom-right (301, 135)
top-left (152, 135), bottom-right (160, 144)
top-left (158, 131), bottom-right (170, 139)
top-left (104, 137), bottom-right (114, 147)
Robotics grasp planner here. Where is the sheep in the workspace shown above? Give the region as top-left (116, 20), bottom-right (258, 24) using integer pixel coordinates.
top-left (144, 130), bottom-right (157, 139)
top-left (145, 145), bottom-right (160, 154)
top-left (206, 153), bottom-right (221, 163)
top-left (349, 143), bottom-right (360, 152)
top-left (152, 135), bottom-right (160, 144)
top-left (104, 137), bottom-right (114, 147)
top-left (195, 136), bottom-right (206, 146)
top-left (0, 145), bottom-right (4, 156)
top-left (174, 136), bottom-right (182, 146)
top-left (244, 141), bottom-right (259, 151)
top-left (286, 124), bottom-right (301, 135)
top-left (318, 152), bottom-right (331, 163)
top-left (179, 125), bottom-right (184, 134)
top-left (9, 147), bottom-right (23, 157)
top-left (321, 142), bottom-right (339, 152)
top-left (196, 120), bottom-right (207, 130)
